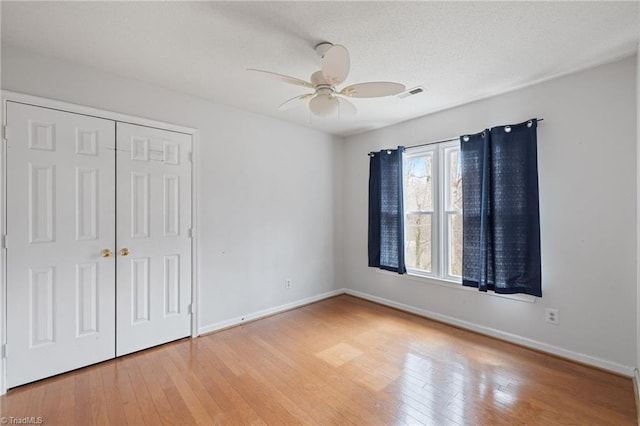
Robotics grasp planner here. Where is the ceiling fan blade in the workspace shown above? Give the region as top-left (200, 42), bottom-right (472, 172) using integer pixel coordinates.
top-left (340, 82), bottom-right (406, 98)
top-left (322, 45), bottom-right (350, 86)
top-left (247, 69), bottom-right (314, 89)
top-left (337, 96), bottom-right (357, 116)
top-left (278, 93), bottom-right (314, 111)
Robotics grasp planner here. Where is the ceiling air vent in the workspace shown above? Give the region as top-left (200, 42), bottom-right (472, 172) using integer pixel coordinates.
top-left (397, 86), bottom-right (426, 99)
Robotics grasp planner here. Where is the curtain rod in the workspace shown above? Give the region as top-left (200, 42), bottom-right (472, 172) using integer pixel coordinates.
top-left (367, 118), bottom-right (544, 156)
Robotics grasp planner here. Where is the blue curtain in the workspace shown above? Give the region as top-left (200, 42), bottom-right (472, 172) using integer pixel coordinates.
top-left (368, 147), bottom-right (406, 274)
top-left (460, 119), bottom-right (541, 297)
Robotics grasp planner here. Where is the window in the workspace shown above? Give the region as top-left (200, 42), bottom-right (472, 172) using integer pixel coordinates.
top-left (403, 141), bottom-right (462, 281)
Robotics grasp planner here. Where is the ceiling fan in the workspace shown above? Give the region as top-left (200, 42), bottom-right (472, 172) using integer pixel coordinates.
top-left (248, 42), bottom-right (406, 117)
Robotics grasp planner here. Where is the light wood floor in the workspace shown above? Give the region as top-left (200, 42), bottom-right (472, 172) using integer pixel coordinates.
top-left (0, 295), bottom-right (635, 425)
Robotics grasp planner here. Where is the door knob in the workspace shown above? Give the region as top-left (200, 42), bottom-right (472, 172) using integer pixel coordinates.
top-left (120, 248), bottom-right (130, 256)
top-left (101, 249), bottom-right (113, 258)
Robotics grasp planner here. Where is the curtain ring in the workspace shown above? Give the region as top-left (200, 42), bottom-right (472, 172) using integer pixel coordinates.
top-left (386, 150), bottom-right (392, 154)
top-left (462, 135), bottom-right (470, 142)
top-left (481, 132), bottom-right (486, 138)
top-left (527, 120), bottom-right (533, 128)
top-left (505, 126), bottom-right (511, 133)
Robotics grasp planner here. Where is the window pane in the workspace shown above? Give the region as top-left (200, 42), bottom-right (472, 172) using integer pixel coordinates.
top-left (404, 155), bottom-right (433, 212)
top-left (449, 149), bottom-right (463, 211)
top-left (405, 213), bottom-right (432, 272)
top-left (449, 213), bottom-right (463, 277)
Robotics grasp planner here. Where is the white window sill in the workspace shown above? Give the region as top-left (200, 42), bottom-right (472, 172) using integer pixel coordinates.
top-left (374, 268), bottom-right (537, 303)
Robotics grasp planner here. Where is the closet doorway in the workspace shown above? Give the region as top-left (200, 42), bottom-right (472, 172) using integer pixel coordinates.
top-left (4, 101), bottom-right (195, 388)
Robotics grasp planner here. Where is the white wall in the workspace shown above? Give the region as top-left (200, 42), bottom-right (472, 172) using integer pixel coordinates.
top-left (0, 44), bottom-right (343, 331)
top-left (342, 56), bottom-right (638, 373)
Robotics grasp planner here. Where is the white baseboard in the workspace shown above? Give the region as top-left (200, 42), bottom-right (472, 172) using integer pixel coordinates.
top-left (344, 288), bottom-right (635, 377)
top-left (197, 289), bottom-right (344, 335)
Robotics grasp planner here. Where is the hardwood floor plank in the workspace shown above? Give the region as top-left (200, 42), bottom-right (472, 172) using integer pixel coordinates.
top-left (163, 346), bottom-right (220, 424)
top-left (0, 295), bottom-right (635, 425)
top-left (24, 382), bottom-right (46, 422)
top-left (137, 349), bottom-right (186, 425)
top-left (50, 373), bottom-right (75, 425)
top-left (39, 377), bottom-right (61, 423)
top-left (73, 370), bottom-right (92, 425)
top-left (90, 366), bottom-right (111, 424)
top-left (99, 363), bottom-right (131, 425)
top-left (162, 385), bottom-right (199, 425)
top-left (124, 360), bottom-right (163, 426)
top-left (195, 338), bottom-right (269, 423)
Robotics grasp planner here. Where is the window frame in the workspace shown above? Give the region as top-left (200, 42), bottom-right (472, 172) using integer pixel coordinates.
top-left (403, 140), bottom-right (461, 282)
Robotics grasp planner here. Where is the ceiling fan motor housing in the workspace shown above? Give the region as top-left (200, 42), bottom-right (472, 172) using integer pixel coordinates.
top-left (316, 86), bottom-right (334, 96)
top-left (314, 42), bottom-right (334, 58)
top-left (310, 70), bottom-right (328, 86)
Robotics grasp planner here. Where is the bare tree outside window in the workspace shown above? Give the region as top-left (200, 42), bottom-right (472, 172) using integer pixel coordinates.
top-left (403, 143), bottom-right (462, 279)
top-left (404, 155), bottom-right (433, 271)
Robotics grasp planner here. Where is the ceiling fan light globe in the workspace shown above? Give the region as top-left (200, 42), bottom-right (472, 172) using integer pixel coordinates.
top-left (309, 94), bottom-right (339, 116)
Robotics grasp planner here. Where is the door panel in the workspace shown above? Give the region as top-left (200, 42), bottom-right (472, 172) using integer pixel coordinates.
top-left (6, 102), bottom-right (116, 387)
top-left (115, 122), bottom-right (191, 356)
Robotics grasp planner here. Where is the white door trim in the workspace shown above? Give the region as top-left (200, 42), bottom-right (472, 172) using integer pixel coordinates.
top-left (0, 90), bottom-right (201, 395)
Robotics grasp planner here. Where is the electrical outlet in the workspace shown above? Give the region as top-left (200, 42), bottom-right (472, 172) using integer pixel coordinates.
top-left (285, 278), bottom-right (292, 289)
top-left (545, 308), bottom-right (559, 325)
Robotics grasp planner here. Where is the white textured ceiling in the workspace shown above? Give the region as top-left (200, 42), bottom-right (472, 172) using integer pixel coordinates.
top-left (1, 1), bottom-right (638, 136)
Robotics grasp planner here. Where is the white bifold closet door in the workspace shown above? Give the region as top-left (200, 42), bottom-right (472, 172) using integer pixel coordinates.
top-left (6, 102), bottom-right (117, 387)
top-left (115, 122), bottom-right (192, 357)
top-left (5, 102), bottom-right (192, 388)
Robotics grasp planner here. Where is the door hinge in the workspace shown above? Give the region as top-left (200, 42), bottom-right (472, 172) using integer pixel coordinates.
top-left (187, 304), bottom-right (193, 315)
top-left (188, 152), bottom-right (193, 163)
top-left (188, 228), bottom-right (193, 239)
top-left (1, 125), bottom-right (7, 141)
top-left (1, 235), bottom-right (6, 249)
top-left (1, 344), bottom-right (6, 359)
